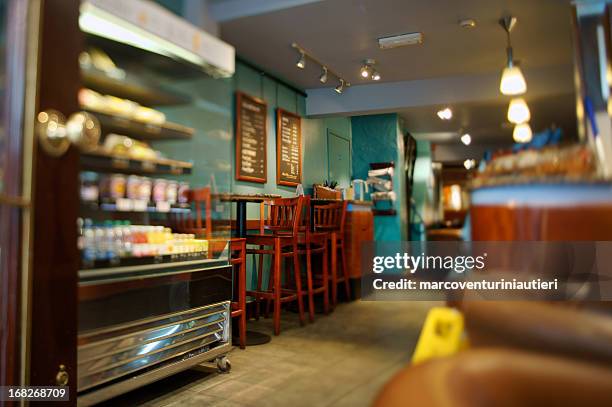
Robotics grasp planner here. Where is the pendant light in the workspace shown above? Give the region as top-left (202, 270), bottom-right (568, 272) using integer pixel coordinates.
top-left (507, 97), bottom-right (530, 124)
top-left (513, 123), bottom-right (533, 143)
top-left (499, 16), bottom-right (527, 95)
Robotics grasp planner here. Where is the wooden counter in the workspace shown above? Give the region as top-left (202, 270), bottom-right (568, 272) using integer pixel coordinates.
top-left (344, 201), bottom-right (374, 298)
top-left (471, 183), bottom-right (612, 240)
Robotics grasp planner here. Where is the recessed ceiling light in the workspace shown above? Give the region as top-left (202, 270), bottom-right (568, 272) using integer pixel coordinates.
top-left (460, 133), bottom-right (471, 145)
top-left (437, 107), bottom-right (452, 120)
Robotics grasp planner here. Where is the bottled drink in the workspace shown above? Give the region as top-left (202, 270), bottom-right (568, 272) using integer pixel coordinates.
top-left (92, 223), bottom-right (105, 260)
top-left (104, 220), bottom-right (118, 261)
top-left (121, 221), bottom-right (133, 257)
top-left (82, 218), bottom-right (96, 265)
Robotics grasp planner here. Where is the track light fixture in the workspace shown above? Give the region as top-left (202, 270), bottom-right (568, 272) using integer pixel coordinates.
top-left (360, 65), bottom-right (371, 78)
top-left (335, 79), bottom-right (346, 94)
top-left (296, 52), bottom-right (306, 69)
top-left (319, 66), bottom-right (328, 83)
top-left (361, 59), bottom-right (381, 81)
top-left (292, 42), bottom-right (350, 95)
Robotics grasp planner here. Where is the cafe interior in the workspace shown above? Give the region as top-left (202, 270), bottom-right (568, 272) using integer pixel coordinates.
top-left (1, 0), bottom-right (612, 406)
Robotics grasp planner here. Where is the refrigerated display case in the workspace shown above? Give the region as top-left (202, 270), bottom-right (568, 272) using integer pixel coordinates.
top-left (9, 0), bottom-right (236, 404)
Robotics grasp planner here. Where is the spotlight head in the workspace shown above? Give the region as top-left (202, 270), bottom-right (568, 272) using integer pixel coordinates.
top-left (335, 79), bottom-right (345, 94)
top-left (360, 65), bottom-right (371, 78)
top-left (461, 133), bottom-right (471, 145)
top-left (360, 58), bottom-right (376, 79)
top-left (319, 66), bottom-right (328, 83)
top-left (296, 52), bottom-right (306, 69)
top-left (436, 107), bottom-right (453, 120)
top-left (371, 70), bottom-right (381, 81)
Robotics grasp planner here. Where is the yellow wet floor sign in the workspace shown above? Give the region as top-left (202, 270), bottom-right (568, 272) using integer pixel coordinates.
top-left (411, 307), bottom-right (466, 365)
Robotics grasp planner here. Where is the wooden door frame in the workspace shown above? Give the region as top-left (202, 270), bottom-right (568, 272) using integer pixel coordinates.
top-left (27, 0), bottom-right (82, 400)
top-left (0, 0), bottom-right (36, 391)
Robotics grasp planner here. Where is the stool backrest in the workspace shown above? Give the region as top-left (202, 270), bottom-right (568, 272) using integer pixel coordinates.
top-left (314, 200), bottom-right (347, 234)
top-left (173, 187), bottom-right (212, 239)
top-left (260, 197), bottom-right (303, 236)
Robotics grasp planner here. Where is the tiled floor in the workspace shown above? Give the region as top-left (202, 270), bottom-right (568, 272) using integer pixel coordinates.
top-left (100, 300), bottom-right (436, 407)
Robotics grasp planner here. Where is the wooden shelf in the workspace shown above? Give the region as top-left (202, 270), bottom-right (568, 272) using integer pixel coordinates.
top-left (82, 67), bottom-right (192, 107)
top-left (80, 149), bottom-right (193, 176)
top-left (85, 110), bottom-right (194, 141)
top-left (81, 201), bottom-right (191, 214)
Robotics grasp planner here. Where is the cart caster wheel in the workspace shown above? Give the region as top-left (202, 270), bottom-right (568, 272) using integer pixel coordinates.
top-left (216, 356), bottom-right (231, 373)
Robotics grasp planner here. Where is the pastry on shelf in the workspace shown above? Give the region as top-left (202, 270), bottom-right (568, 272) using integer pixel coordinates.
top-left (79, 47), bottom-right (126, 80)
top-left (133, 106), bottom-right (166, 125)
top-left (103, 134), bottom-right (160, 161)
top-left (79, 88), bottom-right (167, 125)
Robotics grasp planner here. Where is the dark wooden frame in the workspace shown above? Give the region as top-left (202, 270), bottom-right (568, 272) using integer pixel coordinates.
top-left (275, 108), bottom-right (302, 187)
top-left (28, 0), bottom-right (82, 395)
top-left (235, 91), bottom-right (267, 183)
top-left (0, 0), bottom-right (30, 388)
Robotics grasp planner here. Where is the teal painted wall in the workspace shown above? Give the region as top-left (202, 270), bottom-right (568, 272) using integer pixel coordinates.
top-left (231, 61), bottom-right (352, 218)
top-left (410, 140), bottom-right (433, 241)
top-left (351, 114), bottom-right (407, 241)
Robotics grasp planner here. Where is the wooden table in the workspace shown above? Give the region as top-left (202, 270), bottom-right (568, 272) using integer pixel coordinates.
top-left (214, 193), bottom-right (281, 346)
top-left (216, 193), bottom-right (281, 237)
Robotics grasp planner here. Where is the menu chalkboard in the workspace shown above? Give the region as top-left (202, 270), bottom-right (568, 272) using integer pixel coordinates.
top-left (236, 92), bottom-right (267, 183)
top-left (276, 108), bottom-right (302, 186)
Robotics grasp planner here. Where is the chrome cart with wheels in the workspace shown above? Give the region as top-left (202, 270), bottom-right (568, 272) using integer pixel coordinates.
top-left (77, 258), bottom-right (234, 405)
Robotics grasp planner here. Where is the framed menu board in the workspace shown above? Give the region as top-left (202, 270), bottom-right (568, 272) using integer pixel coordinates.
top-left (276, 108), bottom-right (302, 186)
top-left (235, 92), bottom-right (267, 183)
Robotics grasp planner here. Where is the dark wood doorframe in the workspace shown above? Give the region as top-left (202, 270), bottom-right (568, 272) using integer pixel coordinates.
top-left (0, 0), bottom-right (34, 391)
top-left (27, 0), bottom-right (82, 401)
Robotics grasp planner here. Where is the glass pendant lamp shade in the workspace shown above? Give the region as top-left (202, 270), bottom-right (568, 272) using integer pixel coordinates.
top-left (500, 65), bottom-right (527, 95)
top-left (507, 97), bottom-right (530, 124)
top-left (513, 123), bottom-right (533, 143)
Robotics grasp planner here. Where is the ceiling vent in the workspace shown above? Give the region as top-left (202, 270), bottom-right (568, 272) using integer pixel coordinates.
top-left (378, 32), bottom-right (423, 49)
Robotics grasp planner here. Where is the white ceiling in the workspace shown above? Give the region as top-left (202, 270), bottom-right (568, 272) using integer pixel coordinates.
top-left (215, 0), bottom-right (577, 146)
top-left (218, 0), bottom-right (573, 87)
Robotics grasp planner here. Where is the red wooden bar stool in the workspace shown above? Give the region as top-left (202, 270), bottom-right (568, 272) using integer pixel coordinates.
top-left (172, 187), bottom-right (247, 349)
top-left (315, 200), bottom-right (350, 307)
top-left (298, 197), bottom-right (330, 322)
top-left (246, 197), bottom-right (306, 335)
